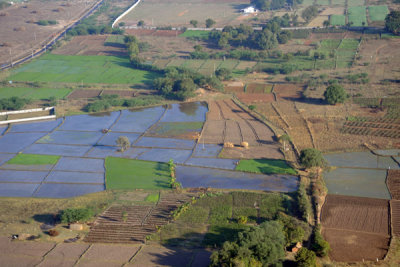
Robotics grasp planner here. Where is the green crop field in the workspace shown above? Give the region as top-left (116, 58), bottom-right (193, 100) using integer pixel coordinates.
top-left (235, 159), bottom-right (297, 175)
top-left (347, 0), bottom-right (364, 6)
top-left (301, 0), bottom-right (315, 6)
top-left (338, 39), bottom-right (359, 50)
top-left (180, 30), bottom-right (210, 38)
top-left (320, 39), bottom-right (341, 49)
top-left (330, 15), bottom-right (346, 26)
top-left (0, 87), bottom-right (71, 100)
top-left (7, 154), bottom-right (60, 165)
top-left (105, 157), bottom-right (170, 190)
top-left (316, 0), bottom-right (330, 5)
top-left (348, 6), bottom-right (368, 27)
top-left (368, 5), bottom-right (389, 21)
top-left (9, 54), bottom-right (160, 85)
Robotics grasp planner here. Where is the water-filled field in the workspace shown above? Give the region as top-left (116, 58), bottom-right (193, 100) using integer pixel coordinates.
top-left (0, 102), bottom-right (296, 197)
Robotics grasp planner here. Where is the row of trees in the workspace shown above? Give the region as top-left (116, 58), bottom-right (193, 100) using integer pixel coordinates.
top-left (251, 0), bottom-right (303, 10)
top-left (208, 23), bottom-right (292, 51)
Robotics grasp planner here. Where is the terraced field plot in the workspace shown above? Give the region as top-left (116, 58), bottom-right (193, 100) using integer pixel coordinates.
top-left (321, 195), bottom-right (390, 262)
top-left (0, 87), bottom-right (72, 100)
top-left (9, 54), bottom-right (160, 85)
top-left (368, 5), bottom-right (389, 21)
top-left (330, 15), bottom-right (346, 26)
top-left (348, 6), bottom-right (367, 27)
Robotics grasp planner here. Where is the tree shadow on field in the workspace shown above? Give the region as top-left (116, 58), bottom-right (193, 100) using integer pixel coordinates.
top-left (282, 96), bottom-right (325, 106)
top-left (33, 213), bottom-right (57, 224)
top-left (144, 246), bottom-right (212, 267)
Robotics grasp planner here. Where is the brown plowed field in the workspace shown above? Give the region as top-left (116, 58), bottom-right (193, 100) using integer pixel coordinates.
top-left (67, 90), bottom-right (102, 99)
top-left (273, 84), bottom-right (303, 99)
top-left (52, 35), bottom-right (126, 56)
top-left (84, 193), bottom-right (194, 244)
top-left (321, 194), bottom-right (390, 262)
top-left (388, 170), bottom-right (400, 200)
top-left (236, 93), bottom-right (275, 104)
top-left (102, 90), bottom-right (136, 97)
top-left (321, 195), bottom-right (389, 235)
top-left (201, 99), bottom-right (283, 159)
top-left (322, 228), bottom-right (390, 262)
top-left (391, 200), bottom-right (400, 236)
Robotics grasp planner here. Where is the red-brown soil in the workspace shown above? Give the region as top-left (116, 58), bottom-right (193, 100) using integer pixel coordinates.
top-left (84, 193), bottom-right (195, 244)
top-left (273, 84), bottom-right (303, 99)
top-left (236, 93), bottom-right (275, 104)
top-left (53, 35), bottom-right (126, 56)
top-left (201, 99), bottom-right (283, 159)
top-left (387, 170), bottom-right (400, 200)
top-left (322, 228), bottom-right (390, 262)
top-left (67, 90), bottom-right (102, 99)
top-left (391, 200), bottom-right (400, 237)
top-left (321, 195), bottom-right (389, 235)
top-left (321, 194), bottom-right (390, 262)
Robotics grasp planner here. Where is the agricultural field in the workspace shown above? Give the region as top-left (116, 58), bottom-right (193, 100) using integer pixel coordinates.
top-left (330, 15), bottom-right (346, 26)
top-left (120, 0), bottom-right (252, 28)
top-left (0, 87), bottom-right (71, 100)
top-left (0, 0), bottom-right (96, 66)
top-left (368, 5), bottom-right (389, 21)
top-left (8, 54), bottom-right (160, 85)
top-left (321, 194), bottom-right (390, 262)
top-left (388, 170), bottom-right (400, 200)
top-left (347, 6), bottom-right (368, 27)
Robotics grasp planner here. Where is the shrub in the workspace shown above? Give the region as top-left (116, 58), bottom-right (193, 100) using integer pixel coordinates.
top-left (116, 136), bottom-right (130, 152)
top-left (324, 84), bottom-right (348, 105)
top-left (48, 229), bottom-right (59, 237)
top-left (311, 225), bottom-right (330, 256)
top-left (300, 148), bottom-right (327, 169)
top-left (60, 208), bottom-right (94, 223)
top-left (295, 248), bottom-right (316, 267)
top-left (0, 97), bottom-right (30, 111)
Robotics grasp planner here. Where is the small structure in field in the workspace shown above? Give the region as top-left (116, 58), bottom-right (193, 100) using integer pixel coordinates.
top-left (241, 6), bottom-right (258, 14)
top-left (224, 142), bottom-right (234, 148)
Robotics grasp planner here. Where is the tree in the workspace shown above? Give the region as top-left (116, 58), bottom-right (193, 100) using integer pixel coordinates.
top-left (323, 20), bottom-right (330, 28)
top-left (295, 248), bottom-right (316, 267)
top-left (205, 18), bottom-right (216, 28)
top-left (278, 134), bottom-right (291, 151)
top-left (299, 148), bottom-right (327, 169)
top-left (311, 225), bottom-right (330, 256)
top-left (385, 11), bottom-right (400, 35)
top-left (215, 68), bottom-right (232, 81)
top-left (116, 136), bottom-right (130, 152)
top-left (190, 19), bottom-right (198, 27)
top-left (137, 20), bottom-right (144, 27)
top-left (60, 208), bottom-right (94, 223)
top-left (324, 84), bottom-right (347, 105)
top-left (210, 221), bottom-right (286, 266)
top-left (301, 6), bottom-right (318, 22)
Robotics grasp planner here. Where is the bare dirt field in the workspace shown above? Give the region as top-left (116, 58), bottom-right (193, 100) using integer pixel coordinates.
top-left (53, 35), bottom-right (126, 56)
top-left (120, 0), bottom-right (251, 28)
top-left (388, 170), bottom-right (400, 200)
top-left (321, 194), bottom-right (390, 262)
top-left (0, 0), bottom-right (98, 65)
top-left (274, 84), bottom-right (303, 100)
top-left (67, 90), bottom-right (102, 100)
top-left (201, 99), bottom-right (283, 159)
top-left (236, 92), bottom-right (275, 104)
top-left (322, 228), bottom-right (390, 262)
top-left (391, 200), bottom-right (400, 237)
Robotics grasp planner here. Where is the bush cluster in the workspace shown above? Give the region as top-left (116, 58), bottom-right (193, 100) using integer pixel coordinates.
top-left (60, 208), bottom-right (94, 223)
top-left (37, 20), bottom-right (58, 26)
top-left (0, 97), bottom-right (30, 111)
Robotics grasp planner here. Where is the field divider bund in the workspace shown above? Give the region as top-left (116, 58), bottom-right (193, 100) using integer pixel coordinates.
top-left (31, 155), bottom-right (65, 197)
top-left (185, 102), bottom-right (208, 164)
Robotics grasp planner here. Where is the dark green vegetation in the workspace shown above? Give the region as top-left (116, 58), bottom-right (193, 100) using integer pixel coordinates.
top-left (153, 192), bottom-right (311, 251)
top-left (10, 54), bottom-right (160, 85)
top-left (144, 193), bottom-right (159, 203)
top-left (297, 183), bottom-right (311, 221)
top-left (37, 20), bottom-right (58, 26)
top-left (85, 94), bottom-right (164, 113)
top-left (0, 97), bottom-right (30, 111)
top-left (385, 11), bottom-right (400, 35)
top-left (154, 67), bottom-right (222, 100)
top-left (251, 0), bottom-right (303, 11)
top-left (235, 159), bottom-right (297, 175)
top-left (7, 154), bottom-right (60, 165)
top-left (60, 208), bottom-right (94, 223)
top-left (66, 0), bottom-right (124, 36)
top-left (210, 221), bottom-right (286, 266)
top-left (300, 148), bottom-right (327, 169)
top-left (311, 225), bottom-right (330, 256)
top-left (301, 6), bottom-right (318, 22)
top-left (105, 157), bottom-right (170, 190)
top-left (324, 83), bottom-right (348, 105)
top-left (295, 248), bottom-right (317, 267)
top-left (0, 0), bottom-right (10, 10)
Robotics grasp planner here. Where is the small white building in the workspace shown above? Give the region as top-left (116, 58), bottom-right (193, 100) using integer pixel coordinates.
top-left (241, 6), bottom-right (258, 14)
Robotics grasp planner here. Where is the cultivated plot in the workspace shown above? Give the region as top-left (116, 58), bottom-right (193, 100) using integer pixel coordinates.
top-left (38, 131), bottom-right (104, 146)
top-left (9, 119), bottom-right (62, 133)
top-left (135, 137), bottom-right (195, 150)
top-left (324, 168), bottom-right (390, 199)
top-left (97, 132), bottom-right (141, 146)
top-left (0, 132), bottom-right (48, 153)
top-left (60, 112), bottom-right (120, 132)
top-left (160, 102), bottom-right (207, 122)
top-left (176, 166), bottom-right (298, 192)
top-left (324, 151), bottom-right (399, 169)
top-left (138, 148), bottom-right (192, 164)
top-left (33, 183), bottom-right (105, 198)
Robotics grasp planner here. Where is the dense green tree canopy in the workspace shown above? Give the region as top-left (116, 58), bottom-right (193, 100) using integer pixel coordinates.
top-left (385, 11), bottom-right (400, 35)
top-left (324, 84), bottom-right (348, 104)
top-left (295, 248), bottom-right (317, 267)
top-left (300, 148), bottom-right (327, 168)
top-left (301, 6), bottom-right (318, 22)
top-left (210, 221), bottom-right (286, 266)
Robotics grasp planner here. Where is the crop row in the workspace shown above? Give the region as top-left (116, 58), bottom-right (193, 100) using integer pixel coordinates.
top-left (341, 126), bottom-right (400, 138)
top-left (345, 121), bottom-right (400, 129)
